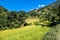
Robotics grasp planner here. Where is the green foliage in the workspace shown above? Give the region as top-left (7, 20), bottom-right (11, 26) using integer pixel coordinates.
top-left (0, 7), bottom-right (28, 30)
top-left (0, 1), bottom-right (60, 30)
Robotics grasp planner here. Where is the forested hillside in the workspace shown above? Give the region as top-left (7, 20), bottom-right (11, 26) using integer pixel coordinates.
top-left (0, 1), bottom-right (60, 30)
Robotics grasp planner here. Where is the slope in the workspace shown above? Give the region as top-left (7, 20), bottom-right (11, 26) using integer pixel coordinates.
top-left (0, 25), bottom-right (51, 40)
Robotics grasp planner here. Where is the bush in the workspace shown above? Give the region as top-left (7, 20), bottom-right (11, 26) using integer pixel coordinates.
top-left (42, 24), bottom-right (60, 40)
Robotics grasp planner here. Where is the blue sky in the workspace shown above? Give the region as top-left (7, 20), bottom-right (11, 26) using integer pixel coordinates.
top-left (0, 0), bottom-right (56, 12)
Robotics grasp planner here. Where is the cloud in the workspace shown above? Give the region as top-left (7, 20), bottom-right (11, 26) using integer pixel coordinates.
top-left (38, 4), bottom-right (45, 7)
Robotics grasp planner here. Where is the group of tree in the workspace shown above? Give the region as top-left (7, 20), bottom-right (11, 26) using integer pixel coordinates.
top-left (0, 6), bottom-right (28, 30)
top-left (0, 1), bottom-right (60, 30)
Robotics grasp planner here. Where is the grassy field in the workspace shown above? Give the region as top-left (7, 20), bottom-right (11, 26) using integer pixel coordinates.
top-left (0, 25), bottom-right (51, 40)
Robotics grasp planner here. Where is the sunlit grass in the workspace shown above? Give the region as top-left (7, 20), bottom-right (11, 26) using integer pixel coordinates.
top-left (0, 25), bottom-right (51, 40)
top-left (25, 17), bottom-right (40, 24)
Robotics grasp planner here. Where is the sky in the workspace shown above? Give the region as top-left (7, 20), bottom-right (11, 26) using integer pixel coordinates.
top-left (0, 0), bottom-right (56, 12)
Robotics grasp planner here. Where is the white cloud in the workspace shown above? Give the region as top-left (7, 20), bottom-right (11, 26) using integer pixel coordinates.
top-left (38, 4), bottom-right (45, 7)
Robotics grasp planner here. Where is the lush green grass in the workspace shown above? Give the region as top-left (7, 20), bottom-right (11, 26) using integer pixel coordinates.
top-left (0, 25), bottom-right (51, 40)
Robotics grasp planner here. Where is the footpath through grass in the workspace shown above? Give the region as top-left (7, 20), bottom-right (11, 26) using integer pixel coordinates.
top-left (0, 25), bottom-right (51, 40)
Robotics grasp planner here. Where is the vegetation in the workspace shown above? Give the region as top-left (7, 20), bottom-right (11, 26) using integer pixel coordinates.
top-left (0, 25), bottom-right (51, 40)
top-left (0, 0), bottom-right (60, 40)
top-left (0, 1), bottom-right (60, 30)
top-left (42, 24), bottom-right (60, 40)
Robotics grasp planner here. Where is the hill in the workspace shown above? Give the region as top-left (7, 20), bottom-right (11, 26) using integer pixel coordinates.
top-left (0, 25), bottom-right (51, 40)
top-left (0, 1), bottom-right (60, 30)
top-left (0, 1), bottom-right (60, 40)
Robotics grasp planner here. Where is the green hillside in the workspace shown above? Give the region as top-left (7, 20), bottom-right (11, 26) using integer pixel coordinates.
top-left (0, 1), bottom-right (60, 30)
top-left (0, 0), bottom-right (60, 40)
top-left (0, 25), bottom-right (51, 40)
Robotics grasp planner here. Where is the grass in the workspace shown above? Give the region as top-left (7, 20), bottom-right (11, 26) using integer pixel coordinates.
top-left (0, 25), bottom-right (51, 40)
top-left (42, 24), bottom-right (60, 40)
top-left (25, 17), bottom-right (40, 24)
